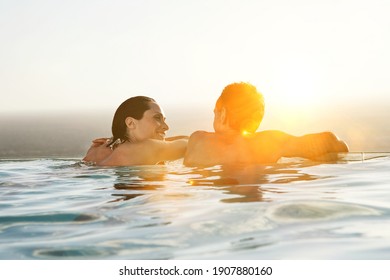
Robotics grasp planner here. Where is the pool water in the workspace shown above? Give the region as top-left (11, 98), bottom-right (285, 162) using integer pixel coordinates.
top-left (1, 153), bottom-right (390, 259)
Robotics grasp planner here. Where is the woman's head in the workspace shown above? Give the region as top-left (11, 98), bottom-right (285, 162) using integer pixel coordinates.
top-left (109, 96), bottom-right (169, 146)
top-left (214, 82), bottom-right (265, 134)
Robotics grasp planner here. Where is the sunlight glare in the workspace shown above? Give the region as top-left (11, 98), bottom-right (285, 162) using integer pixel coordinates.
top-left (242, 130), bottom-right (251, 137)
top-left (266, 59), bottom-right (325, 131)
top-left (272, 62), bottom-right (319, 109)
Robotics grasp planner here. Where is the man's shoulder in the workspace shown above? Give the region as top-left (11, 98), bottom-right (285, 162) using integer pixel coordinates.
top-left (184, 131), bottom-right (216, 166)
top-left (190, 130), bottom-right (212, 136)
top-left (189, 130), bottom-right (214, 141)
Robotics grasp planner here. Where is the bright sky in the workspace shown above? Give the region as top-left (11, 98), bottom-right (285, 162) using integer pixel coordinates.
top-left (1, 0), bottom-right (390, 137)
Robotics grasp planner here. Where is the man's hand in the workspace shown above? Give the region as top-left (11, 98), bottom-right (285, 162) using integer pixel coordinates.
top-left (301, 132), bottom-right (349, 161)
top-left (91, 138), bottom-right (110, 147)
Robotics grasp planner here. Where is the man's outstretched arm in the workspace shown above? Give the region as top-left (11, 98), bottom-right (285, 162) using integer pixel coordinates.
top-left (281, 131), bottom-right (349, 161)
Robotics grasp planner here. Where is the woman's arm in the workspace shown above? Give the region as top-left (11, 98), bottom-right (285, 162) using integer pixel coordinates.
top-left (152, 138), bottom-right (188, 162)
top-left (165, 135), bottom-right (189, 141)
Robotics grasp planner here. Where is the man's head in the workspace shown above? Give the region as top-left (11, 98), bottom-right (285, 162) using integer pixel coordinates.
top-left (213, 82), bottom-right (265, 134)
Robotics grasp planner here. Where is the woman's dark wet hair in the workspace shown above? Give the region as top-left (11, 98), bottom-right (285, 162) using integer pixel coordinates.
top-left (107, 96), bottom-right (156, 147)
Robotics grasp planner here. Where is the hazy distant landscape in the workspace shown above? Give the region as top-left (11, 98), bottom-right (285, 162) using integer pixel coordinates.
top-left (1, 102), bottom-right (389, 159)
top-left (0, 111), bottom-right (110, 158)
top-left (0, 106), bottom-right (213, 158)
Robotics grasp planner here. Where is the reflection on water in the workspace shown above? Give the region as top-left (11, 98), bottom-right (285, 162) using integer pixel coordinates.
top-left (172, 161), bottom-right (328, 203)
top-left (103, 157), bottom-right (367, 205)
top-left (109, 166), bottom-right (169, 203)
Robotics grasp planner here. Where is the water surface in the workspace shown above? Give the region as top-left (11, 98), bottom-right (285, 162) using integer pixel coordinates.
top-left (0, 154), bottom-right (390, 259)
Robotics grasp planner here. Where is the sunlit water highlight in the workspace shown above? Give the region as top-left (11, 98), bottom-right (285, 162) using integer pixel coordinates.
top-left (1, 153), bottom-right (390, 259)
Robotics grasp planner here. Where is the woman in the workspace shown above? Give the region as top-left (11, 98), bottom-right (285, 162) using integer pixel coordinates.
top-left (83, 96), bottom-right (188, 166)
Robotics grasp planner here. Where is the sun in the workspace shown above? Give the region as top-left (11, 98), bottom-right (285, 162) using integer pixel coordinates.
top-left (265, 60), bottom-right (325, 131)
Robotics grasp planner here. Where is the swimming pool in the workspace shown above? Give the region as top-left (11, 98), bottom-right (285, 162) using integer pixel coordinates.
top-left (1, 153), bottom-right (390, 259)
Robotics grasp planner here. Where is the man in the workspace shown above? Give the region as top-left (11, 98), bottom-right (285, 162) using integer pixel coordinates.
top-left (184, 82), bottom-right (348, 167)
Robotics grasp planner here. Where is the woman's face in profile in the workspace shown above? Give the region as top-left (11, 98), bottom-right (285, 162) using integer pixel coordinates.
top-left (132, 102), bottom-right (169, 141)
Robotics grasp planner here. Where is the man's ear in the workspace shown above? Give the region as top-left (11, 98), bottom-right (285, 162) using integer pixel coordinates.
top-left (125, 117), bottom-right (136, 129)
top-left (220, 107), bottom-right (228, 124)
